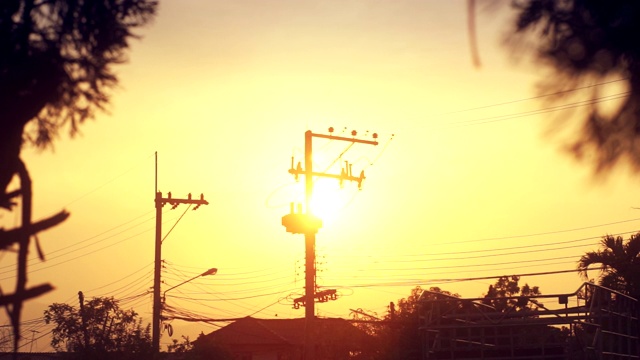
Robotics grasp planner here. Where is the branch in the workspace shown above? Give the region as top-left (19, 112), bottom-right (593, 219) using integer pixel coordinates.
top-left (0, 284), bottom-right (54, 307)
top-left (0, 210), bottom-right (70, 250)
top-left (0, 189), bottom-right (21, 210)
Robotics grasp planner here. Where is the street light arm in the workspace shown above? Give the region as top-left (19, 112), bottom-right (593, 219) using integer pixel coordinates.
top-left (162, 267), bottom-right (217, 300)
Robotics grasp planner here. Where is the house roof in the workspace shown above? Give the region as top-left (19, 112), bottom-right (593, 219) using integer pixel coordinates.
top-left (202, 316), bottom-right (367, 347)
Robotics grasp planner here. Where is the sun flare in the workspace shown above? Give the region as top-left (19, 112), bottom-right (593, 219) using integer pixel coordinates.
top-left (309, 179), bottom-right (353, 224)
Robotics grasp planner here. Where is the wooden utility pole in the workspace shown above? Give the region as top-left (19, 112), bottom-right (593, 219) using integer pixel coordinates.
top-left (282, 128), bottom-right (378, 360)
top-left (152, 154), bottom-right (209, 355)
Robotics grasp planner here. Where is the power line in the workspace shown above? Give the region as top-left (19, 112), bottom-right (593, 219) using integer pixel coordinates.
top-left (86, 261), bottom-right (153, 294)
top-left (327, 229), bottom-right (637, 267)
top-left (57, 153), bottom-right (155, 210)
top-left (334, 217), bottom-right (640, 250)
top-left (0, 211), bottom-right (155, 273)
top-left (161, 204), bottom-right (192, 244)
top-left (441, 78), bottom-right (629, 115)
top-left (439, 92), bottom-right (628, 129)
top-left (331, 267), bottom-right (603, 289)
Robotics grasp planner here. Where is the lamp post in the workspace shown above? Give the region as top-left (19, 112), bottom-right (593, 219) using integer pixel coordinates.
top-left (158, 267), bottom-right (217, 348)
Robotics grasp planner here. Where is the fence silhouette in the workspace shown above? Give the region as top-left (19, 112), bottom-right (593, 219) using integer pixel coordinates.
top-left (420, 282), bottom-right (639, 360)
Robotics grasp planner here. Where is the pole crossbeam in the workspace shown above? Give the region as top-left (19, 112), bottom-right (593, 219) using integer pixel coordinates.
top-left (288, 170), bottom-right (366, 188)
top-left (310, 131), bottom-right (379, 146)
top-left (156, 192), bottom-right (208, 210)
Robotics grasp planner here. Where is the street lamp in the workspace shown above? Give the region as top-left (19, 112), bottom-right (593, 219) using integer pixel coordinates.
top-left (162, 267), bottom-right (218, 302)
top-left (158, 267), bottom-right (217, 349)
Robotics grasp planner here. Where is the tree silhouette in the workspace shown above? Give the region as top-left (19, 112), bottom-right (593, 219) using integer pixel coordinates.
top-left (0, 0), bottom-right (156, 351)
top-left (482, 275), bottom-right (541, 313)
top-left (44, 295), bottom-right (152, 359)
top-left (506, 1), bottom-right (640, 174)
top-left (577, 232), bottom-right (640, 299)
top-left (380, 286), bottom-right (459, 360)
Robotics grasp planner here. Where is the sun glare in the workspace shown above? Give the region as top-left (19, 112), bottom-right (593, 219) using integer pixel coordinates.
top-left (309, 179), bottom-right (351, 224)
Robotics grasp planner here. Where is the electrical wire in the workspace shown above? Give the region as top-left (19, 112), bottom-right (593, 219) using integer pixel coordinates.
top-left (439, 92), bottom-right (628, 129)
top-left (441, 78), bottom-right (629, 115)
top-left (328, 267), bottom-right (602, 289)
top-left (57, 153), bottom-right (155, 210)
top-left (86, 261), bottom-right (153, 294)
top-left (161, 204), bottom-right (192, 244)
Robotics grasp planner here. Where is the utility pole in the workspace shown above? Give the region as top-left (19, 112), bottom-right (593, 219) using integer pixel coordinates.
top-left (282, 128), bottom-right (378, 360)
top-left (152, 154), bottom-right (209, 355)
top-left (28, 330), bottom-right (38, 353)
top-left (78, 291), bottom-right (89, 353)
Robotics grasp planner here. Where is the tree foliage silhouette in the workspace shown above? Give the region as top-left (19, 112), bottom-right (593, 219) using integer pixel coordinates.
top-left (379, 286), bottom-right (459, 360)
top-left (577, 232), bottom-right (640, 299)
top-left (44, 295), bottom-right (152, 359)
top-left (0, 0), bottom-right (156, 351)
top-left (507, 1), bottom-right (640, 174)
top-left (0, 0), bottom-right (157, 193)
top-left (482, 275), bottom-right (541, 313)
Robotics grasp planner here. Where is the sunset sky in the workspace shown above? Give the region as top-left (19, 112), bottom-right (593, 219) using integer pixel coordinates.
top-left (3, 0), bottom-right (640, 351)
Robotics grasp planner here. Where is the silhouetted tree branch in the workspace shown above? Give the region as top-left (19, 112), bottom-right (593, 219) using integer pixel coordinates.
top-left (506, 1), bottom-right (640, 175)
top-left (0, 211), bottom-right (70, 250)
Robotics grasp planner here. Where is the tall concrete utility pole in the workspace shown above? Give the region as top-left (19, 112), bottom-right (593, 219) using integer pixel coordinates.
top-left (282, 128), bottom-right (378, 360)
top-left (152, 153), bottom-right (209, 355)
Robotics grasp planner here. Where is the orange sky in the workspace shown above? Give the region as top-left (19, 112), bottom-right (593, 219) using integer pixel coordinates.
top-left (3, 0), bottom-right (640, 352)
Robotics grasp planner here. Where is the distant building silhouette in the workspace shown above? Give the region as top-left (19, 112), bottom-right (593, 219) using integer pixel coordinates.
top-left (195, 316), bottom-right (371, 359)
